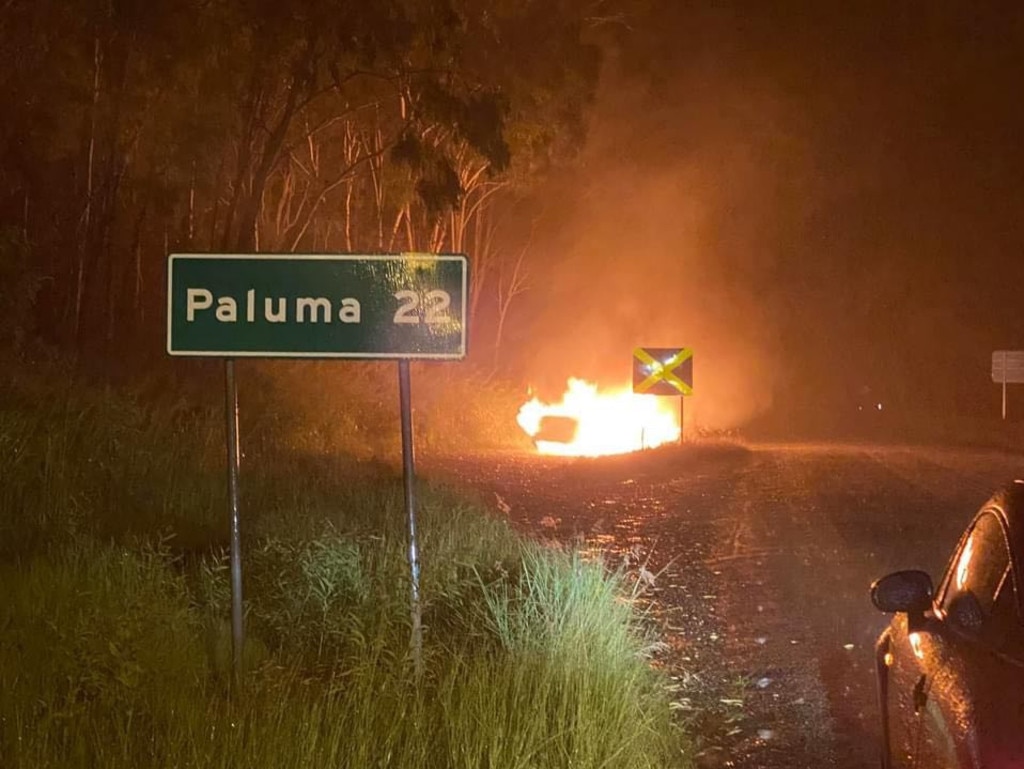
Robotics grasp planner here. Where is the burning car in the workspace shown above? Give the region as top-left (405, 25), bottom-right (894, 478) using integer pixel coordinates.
top-left (517, 378), bottom-right (679, 456)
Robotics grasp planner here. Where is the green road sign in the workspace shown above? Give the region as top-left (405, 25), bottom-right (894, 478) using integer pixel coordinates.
top-left (632, 347), bottom-right (693, 395)
top-left (167, 253), bottom-right (467, 359)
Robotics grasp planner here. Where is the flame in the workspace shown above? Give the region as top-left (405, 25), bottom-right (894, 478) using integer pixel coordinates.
top-left (517, 378), bottom-right (681, 457)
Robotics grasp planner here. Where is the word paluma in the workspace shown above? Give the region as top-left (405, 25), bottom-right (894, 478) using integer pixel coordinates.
top-left (186, 288), bottom-right (360, 324)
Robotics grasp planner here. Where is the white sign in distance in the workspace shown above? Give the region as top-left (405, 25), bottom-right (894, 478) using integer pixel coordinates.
top-left (992, 351), bottom-right (1024, 384)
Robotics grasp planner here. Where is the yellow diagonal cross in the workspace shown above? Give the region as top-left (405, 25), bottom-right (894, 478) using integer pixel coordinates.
top-left (634, 347), bottom-right (693, 395)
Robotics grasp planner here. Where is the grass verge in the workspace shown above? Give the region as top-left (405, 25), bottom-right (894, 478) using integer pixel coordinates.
top-left (0, 365), bottom-right (689, 768)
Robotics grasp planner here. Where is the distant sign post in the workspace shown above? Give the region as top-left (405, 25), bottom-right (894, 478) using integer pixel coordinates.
top-left (991, 350), bottom-right (1024, 420)
top-left (168, 253), bottom-right (468, 681)
top-left (632, 347), bottom-right (694, 443)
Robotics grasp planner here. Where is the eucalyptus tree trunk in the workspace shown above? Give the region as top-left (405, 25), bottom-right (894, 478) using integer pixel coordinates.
top-left (71, 32), bottom-right (102, 344)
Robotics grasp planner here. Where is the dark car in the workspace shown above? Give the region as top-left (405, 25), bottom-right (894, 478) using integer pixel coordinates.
top-left (871, 481), bottom-right (1024, 769)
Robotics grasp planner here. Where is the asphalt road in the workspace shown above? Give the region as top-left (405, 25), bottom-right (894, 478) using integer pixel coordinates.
top-left (436, 442), bottom-right (1024, 769)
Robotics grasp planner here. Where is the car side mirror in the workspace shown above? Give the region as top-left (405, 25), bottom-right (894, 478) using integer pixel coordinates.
top-left (871, 569), bottom-right (934, 614)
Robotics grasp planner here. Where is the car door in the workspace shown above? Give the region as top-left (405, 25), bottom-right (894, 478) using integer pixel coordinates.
top-left (882, 608), bottom-right (927, 768)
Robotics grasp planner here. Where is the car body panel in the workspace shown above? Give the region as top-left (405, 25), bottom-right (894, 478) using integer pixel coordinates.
top-left (875, 481), bottom-right (1024, 769)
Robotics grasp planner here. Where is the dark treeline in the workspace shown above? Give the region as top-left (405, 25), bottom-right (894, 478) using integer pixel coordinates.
top-left (0, 0), bottom-right (609, 370)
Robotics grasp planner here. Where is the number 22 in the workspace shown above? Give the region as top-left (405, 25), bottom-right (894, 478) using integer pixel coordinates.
top-left (393, 290), bottom-right (451, 324)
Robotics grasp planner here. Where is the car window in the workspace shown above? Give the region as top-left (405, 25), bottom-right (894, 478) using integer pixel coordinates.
top-left (941, 512), bottom-right (1019, 648)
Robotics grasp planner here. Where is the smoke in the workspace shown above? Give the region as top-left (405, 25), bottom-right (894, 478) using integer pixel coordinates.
top-left (506, 2), bottom-right (1024, 438)
top-left (513, 56), bottom-right (814, 431)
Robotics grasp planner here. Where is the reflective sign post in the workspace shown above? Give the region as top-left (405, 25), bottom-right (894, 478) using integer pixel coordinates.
top-left (168, 253), bottom-right (468, 686)
top-left (992, 350), bottom-right (1024, 420)
top-left (632, 347), bottom-right (694, 444)
top-left (167, 254), bottom-right (467, 359)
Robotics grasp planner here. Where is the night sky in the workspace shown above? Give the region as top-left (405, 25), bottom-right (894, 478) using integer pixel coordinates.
top-left (514, 1), bottom-right (1024, 431)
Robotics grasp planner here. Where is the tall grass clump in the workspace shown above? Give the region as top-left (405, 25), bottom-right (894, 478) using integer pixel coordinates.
top-left (436, 545), bottom-right (677, 768)
top-left (0, 539), bottom-right (208, 766)
top-left (2, 538), bottom-right (685, 768)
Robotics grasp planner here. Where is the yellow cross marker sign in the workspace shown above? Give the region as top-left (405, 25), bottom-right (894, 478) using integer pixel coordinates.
top-left (632, 347), bottom-right (693, 396)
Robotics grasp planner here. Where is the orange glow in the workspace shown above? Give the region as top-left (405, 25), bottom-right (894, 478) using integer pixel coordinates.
top-left (517, 378), bottom-right (680, 457)
top-left (956, 535), bottom-right (974, 590)
top-left (909, 632), bottom-right (924, 660)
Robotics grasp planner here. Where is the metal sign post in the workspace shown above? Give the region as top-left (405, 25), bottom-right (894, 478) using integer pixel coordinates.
top-left (632, 347), bottom-right (694, 443)
top-left (1003, 354), bottom-right (1007, 421)
top-left (168, 253), bottom-right (468, 682)
top-left (398, 360), bottom-right (423, 675)
top-left (224, 359), bottom-right (244, 684)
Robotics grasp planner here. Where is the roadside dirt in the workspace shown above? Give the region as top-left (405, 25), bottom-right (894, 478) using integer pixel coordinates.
top-left (432, 444), bottom-right (842, 768)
